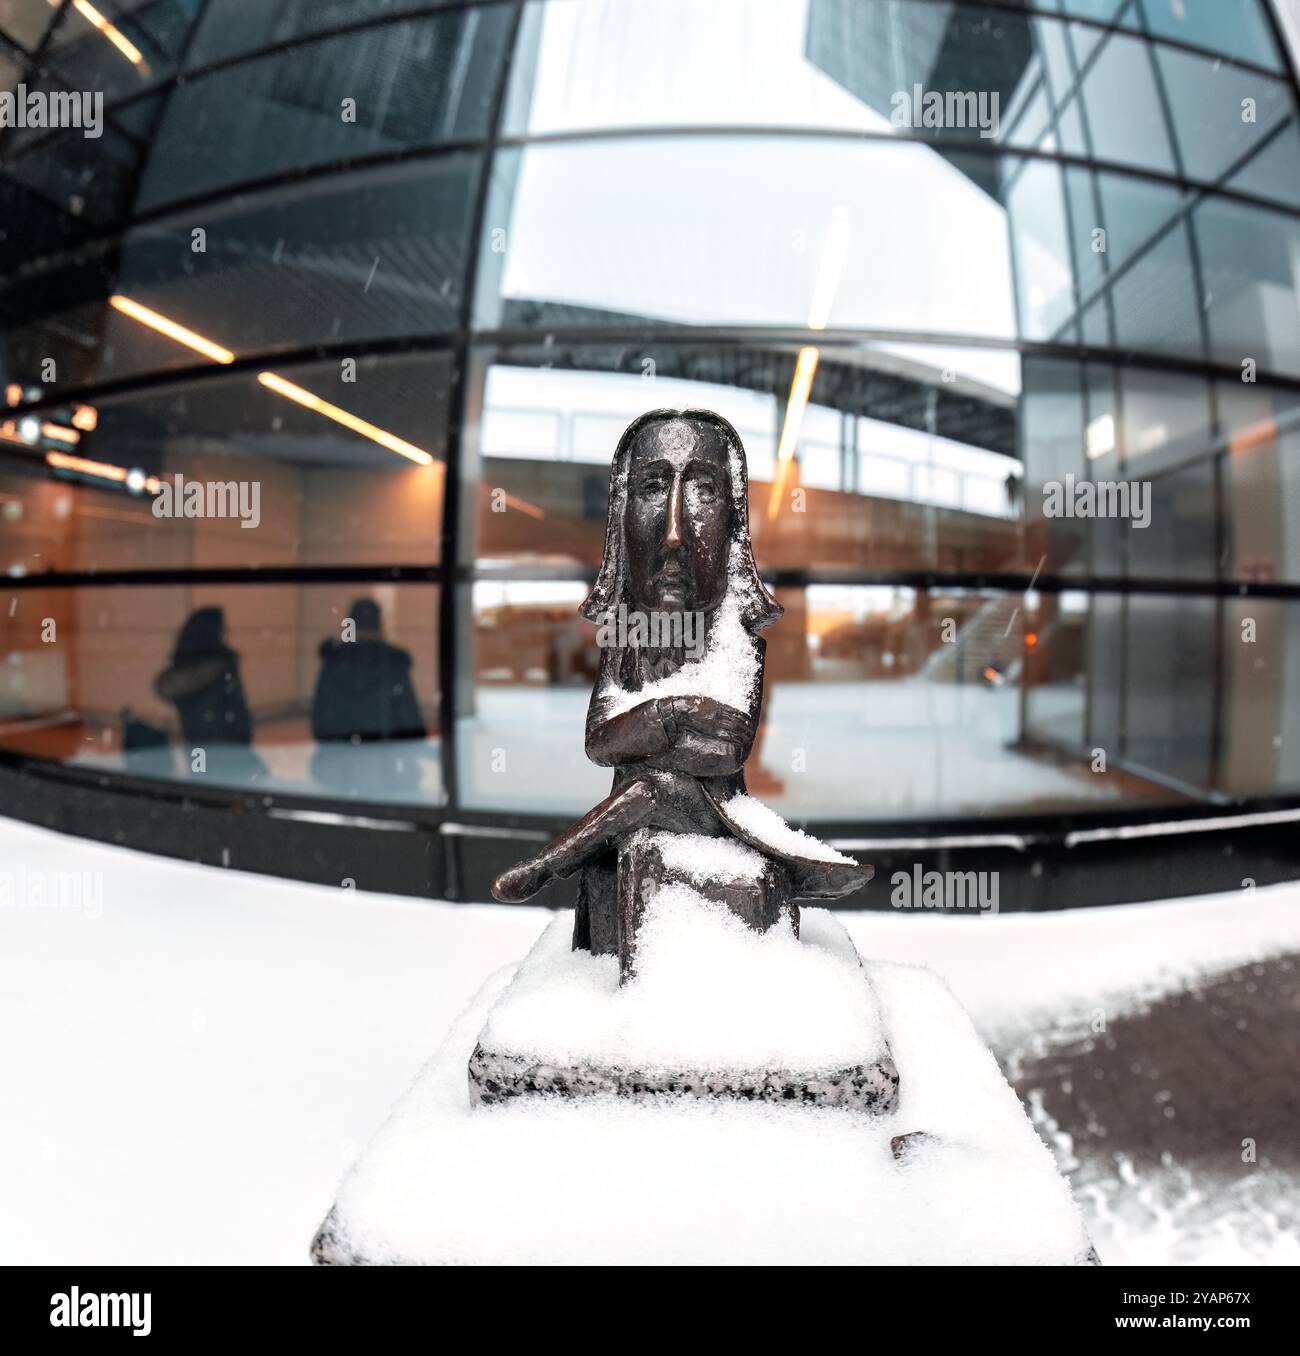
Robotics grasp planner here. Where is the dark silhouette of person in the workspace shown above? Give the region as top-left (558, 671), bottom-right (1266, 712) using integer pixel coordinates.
top-left (311, 599), bottom-right (425, 743)
top-left (154, 606), bottom-right (265, 784)
top-left (310, 599), bottom-right (427, 796)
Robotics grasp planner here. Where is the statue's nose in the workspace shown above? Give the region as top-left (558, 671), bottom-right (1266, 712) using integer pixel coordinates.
top-left (663, 475), bottom-right (684, 550)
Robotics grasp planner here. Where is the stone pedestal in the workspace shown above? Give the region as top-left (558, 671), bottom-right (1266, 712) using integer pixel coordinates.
top-left (312, 909), bottom-right (1098, 1266)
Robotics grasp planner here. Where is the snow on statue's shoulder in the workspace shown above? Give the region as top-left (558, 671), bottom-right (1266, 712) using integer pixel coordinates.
top-left (601, 547), bottom-right (761, 716)
top-left (720, 792), bottom-right (857, 865)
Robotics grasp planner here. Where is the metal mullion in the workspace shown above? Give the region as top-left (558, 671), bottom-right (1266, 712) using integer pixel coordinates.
top-left (436, 0), bottom-right (524, 886)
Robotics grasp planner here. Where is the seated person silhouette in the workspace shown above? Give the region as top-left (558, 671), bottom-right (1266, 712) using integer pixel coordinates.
top-left (154, 606), bottom-right (266, 785)
top-left (310, 598), bottom-right (427, 797)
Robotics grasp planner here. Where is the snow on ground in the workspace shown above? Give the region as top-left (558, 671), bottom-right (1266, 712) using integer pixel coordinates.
top-left (837, 893), bottom-right (1300, 1054)
top-left (1, 815), bottom-right (1296, 1265)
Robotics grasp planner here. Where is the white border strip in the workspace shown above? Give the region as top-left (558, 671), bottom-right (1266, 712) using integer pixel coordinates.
top-left (829, 833), bottom-right (1028, 851)
top-left (267, 807), bottom-right (419, 832)
top-left (1066, 805), bottom-right (1300, 847)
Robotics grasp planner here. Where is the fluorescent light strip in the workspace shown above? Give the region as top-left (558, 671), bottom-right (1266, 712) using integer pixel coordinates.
top-left (765, 212), bottom-right (849, 521)
top-left (46, 450), bottom-right (160, 493)
top-left (41, 421), bottom-right (80, 445)
top-left (806, 211), bottom-right (851, 333)
top-left (108, 297), bottom-right (437, 467)
top-left (48, 0), bottom-right (147, 69)
top-left (110, 296), bottom-right (235, 364)
top-left (767, 345), bottom-right (820, 518)
top-left (257, 373), bottom-right (434, 465)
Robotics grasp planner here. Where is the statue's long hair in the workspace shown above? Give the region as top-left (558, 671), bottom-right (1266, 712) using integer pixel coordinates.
top-left (579, 409), bottom-right (783, 634)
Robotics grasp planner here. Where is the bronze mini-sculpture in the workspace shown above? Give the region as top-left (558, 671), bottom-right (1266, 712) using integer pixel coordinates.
top-left (491, 409), bottom-right (872, 979)
top-left (313, 416), bottom-right (1102, 1264)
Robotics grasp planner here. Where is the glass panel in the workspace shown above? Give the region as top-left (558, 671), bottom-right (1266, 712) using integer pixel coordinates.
top-left (0, 0), bottom-right (57, 51)
top-left (0, 123), bottom-right (144, 271)
top-left (0, 581), bottom-right (443, 804)
top-left (0, 45), bottom-right (20, 96)
top-left (1220, 600), bottom-right (1300, 799)
top-left (1, 156), bottom-right (479, 393)
top-left (1079, 29), bottom-right (1175, 174)
top-left (1154, 45), bottom-right (1293, 184)
top-left (0, 352), bottom-right (449, 574)
top-left (1228, 120), bottom-right (1300, 213)
top-left (1022, 588), bottom-right (1090, 752)
top-left (1123, 593), bottom-right (1215, 789)
top-left (463, 343), bottom-right (1025, 578)
top-left (1139, 0), bottom-right (1282, 72)
top-left (1086, 590), bottom-right (1123, 752)
top-left (458, 578), bottom-right (1176, 822)
top-left (41, 0), bottom-right (203, 102)
top-left (1095, 172), bottom-right (1184, 275)
top-left (1007, 157), bottom-right (1075, 340)
top-left (1036, 14), bottom-right (1077, 108)
top-left (1059, 0), bottom-right (1130, 21)
top-left (505, 0), bottom-right (1027, 139)
top-left (475, 138), bottom-right (1017, 339)
top-left (1125, 454), bottom-right (1215, 580)
top-left (1109, 220), bottom-right (1202, 360)
top-left (184, 0), bottom-right (457, 69)
top-left (135, 6), bottom-right (510, 211)
top-left (1020, 356), bottom-right (1087, 575)
top-left (1194, 198), bottom-right (1300, 379)
top-left (1219, 380), bottom-right (1300, 585)
top-left (1118, 366), bottom-right (1210, 477)
top-left (459, 577), bottom-right (607, 814)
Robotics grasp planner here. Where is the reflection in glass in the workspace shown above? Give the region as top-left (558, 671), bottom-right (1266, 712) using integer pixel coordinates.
top-left (1195, 198), bottom-right (1300, 379)
top-left (2, 158), bottom-right (477, 393)
top-left (0, 582), bottom-right (442, 803)
top-left (136, 6), bottom-right (510, 210)
top-left (0, 353), bottom-right (449, 574)
top-left (477, 138), bottom-right (1015, 338)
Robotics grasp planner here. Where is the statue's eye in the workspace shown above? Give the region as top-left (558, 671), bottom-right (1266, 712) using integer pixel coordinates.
top-left (687, 475), bottom-right (719, 503)
top-left (639, 472), bottom-right (670, 495)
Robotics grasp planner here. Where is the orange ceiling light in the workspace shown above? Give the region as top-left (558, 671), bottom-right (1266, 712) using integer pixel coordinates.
top-left (51, 0), bottom-right (148, 70)
top-left (767, 344), bottom-right (820, 519)
top-left (108, 297), bottom-right (440, 468)
top-left (766, 212), bottom-right (848, 521)
top-left (110, 295), bottom-right (235, 364)
top-left (257, 373), bottom-right (435, 466)
top-left (40, 422), bottom-right (80, 445)
top-left (46, 450), bottom-right (160, 493)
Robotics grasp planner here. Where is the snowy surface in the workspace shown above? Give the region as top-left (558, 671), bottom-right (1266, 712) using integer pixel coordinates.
top-left (477, 902), bottom-right (883, 1072)
top-left (329, 949), bottom-right (1089, 1266)
top-left (641, 828), bottom-right (765, 883)
top-left (2, 815), bottom-right (1298, 1265)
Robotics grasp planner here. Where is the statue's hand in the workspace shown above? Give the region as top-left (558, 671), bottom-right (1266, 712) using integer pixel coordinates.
top-left (662, 694), bottom-right (754, 746)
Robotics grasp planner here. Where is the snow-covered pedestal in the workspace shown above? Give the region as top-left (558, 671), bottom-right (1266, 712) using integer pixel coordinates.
top-left (468, 894), bottom-right (898, 1111)
top-left (312, 903), bottom-right (1098, 1266)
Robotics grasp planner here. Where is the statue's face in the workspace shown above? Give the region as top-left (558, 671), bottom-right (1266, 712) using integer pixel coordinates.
top-left (625, 418), bottom-right (734, 614)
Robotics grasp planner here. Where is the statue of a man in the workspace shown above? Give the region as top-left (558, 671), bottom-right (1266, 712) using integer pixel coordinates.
top-left (492, 410), bottom-right (870, 974)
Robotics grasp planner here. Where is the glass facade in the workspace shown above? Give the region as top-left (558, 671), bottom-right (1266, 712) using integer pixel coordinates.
top-left (3, 0), bottom-right (1300, 827)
